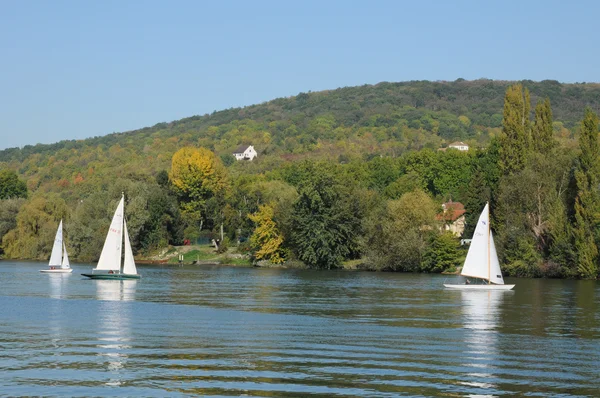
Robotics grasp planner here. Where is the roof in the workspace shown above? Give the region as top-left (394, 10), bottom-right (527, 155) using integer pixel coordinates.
top-left (448, 141), bottom-right (468, 147)
top-left (233, 144), bottom-right (251, 154)
top-left (436, 201), bottom-right (466, 222)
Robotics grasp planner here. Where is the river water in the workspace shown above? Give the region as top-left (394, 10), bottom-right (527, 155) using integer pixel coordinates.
top-left (0, 261), bottom-right (599, 397)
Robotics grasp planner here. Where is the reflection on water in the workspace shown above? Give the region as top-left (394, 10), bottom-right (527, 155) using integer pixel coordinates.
top-left (95, 280), bottom-right (136, 386)
top-left (459, 290), bottom-right (510, 396)
top-left (48, 273), bottom-right (69, 299)
top-left (1, 262), bottom-right (600, 397)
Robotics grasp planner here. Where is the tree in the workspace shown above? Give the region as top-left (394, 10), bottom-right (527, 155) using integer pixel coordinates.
top-left (290, 162), bottom-right (362, 269)
top-left (532, 98), bottom-right (555, 154)
top-left (367, 190), bottom-right (438, 271)
top-left (498, 84), bottom-right (531, 175)
top-left (572, 108), bottom-right (600, 278)
top-left (169, 147), bottom-right (228, 233)
top-left (2, 194), bottom-right (68, 259)
top-left (0, 198), bottom-right (26, 255)
top-left (0, 169), bottom-right (27, 199)
top-left (248, 204), bottom-right (286, 264)
top-left (421, 231), bottom-right (461, 273)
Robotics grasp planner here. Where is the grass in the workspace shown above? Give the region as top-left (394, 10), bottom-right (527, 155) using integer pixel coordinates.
top-left (167, 247), bottom-right (219, 264)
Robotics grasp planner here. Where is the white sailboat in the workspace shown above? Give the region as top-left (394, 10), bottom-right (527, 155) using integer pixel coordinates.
top-left (444, 203), bottom-right (514, 290)
top-left (40, 220), bottom-right (73, 273)
top-left (82, 194), bottom-right (140, 280)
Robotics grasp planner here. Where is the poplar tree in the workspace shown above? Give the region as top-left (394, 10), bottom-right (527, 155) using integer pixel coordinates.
top-left (573, 108), bottom-right (600, 278)
top-left (499, 84), bottom-right (531, 175)
top-left (532, 98), bottom-right (555, 154)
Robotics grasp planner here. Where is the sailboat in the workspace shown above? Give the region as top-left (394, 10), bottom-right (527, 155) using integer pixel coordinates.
top-left (82, 194), bottom-right (140, 280)
top-left (40, 220), bottom-right (73, 273)
top-left (444, 203), bottom-right (514, 290)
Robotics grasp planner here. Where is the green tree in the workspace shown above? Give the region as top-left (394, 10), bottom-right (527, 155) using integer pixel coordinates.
top-left (2, 194), bottom-right (68, 259)
top-left (532, 98), bottom-right (555, 154)
top-left (572, 108), bottom-right (600, 278)
top-left (498, 84), bottom-right (531, 175)
top-left (367, 190), bottom-right (438, 271)
top-left (290, 162), bottom-right (361, 269)
top-left (0, 198), bottom-right (26, 255)
top-left (421, 231), bottom-right (461, 273)
top-left (0, 169), bottom-right (27, 199)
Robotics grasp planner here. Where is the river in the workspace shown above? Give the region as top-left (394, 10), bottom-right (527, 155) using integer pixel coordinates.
top-left (1, 261), bottom-right (599, 397)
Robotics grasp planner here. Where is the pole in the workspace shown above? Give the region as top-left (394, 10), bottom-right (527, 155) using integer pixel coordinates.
top-left (487, 202), bottom-right (491, 284)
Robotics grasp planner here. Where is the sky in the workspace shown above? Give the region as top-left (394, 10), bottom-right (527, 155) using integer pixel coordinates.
top-left (1, 0), bottom-right (598, 150)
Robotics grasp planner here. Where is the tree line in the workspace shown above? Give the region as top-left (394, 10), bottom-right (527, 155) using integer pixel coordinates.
top-left (0, 82), bottom-right (599, 278)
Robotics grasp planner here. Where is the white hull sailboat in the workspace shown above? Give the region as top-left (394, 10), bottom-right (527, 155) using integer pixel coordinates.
top-left (40, 220), bottom-right (73, 273)
top-left (82, 194), bottom-right (140, 280)
top-left (444, 203), bottom-right (514, 290)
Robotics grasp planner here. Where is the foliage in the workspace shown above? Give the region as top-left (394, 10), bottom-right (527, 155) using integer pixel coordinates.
top-left (248, 204), bottom-right (286, 264)
top-left (0, 169), bottom-right (27, 199)
top-left (290, 161), bottom-right (362, 269)
top-left (572, 108), bottom-right (600, 278)
top-left (1, 80), bottom-right (600, 279)
top-left (367, 190), bottom-right (438, 271)
top-left (499, 84), bottom-right (531, 175)
top-left (532, 98), bottom-right (555, 154)
top-left (169, 146), bottom-right (228, 233)
top-left (421, 232), bottom-right (462, 273)
top-left (2, 194), bottom-right (68, 259)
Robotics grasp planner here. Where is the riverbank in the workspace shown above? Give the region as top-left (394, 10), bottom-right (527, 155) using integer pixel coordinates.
top-left (137, 244), bottom-right (253, 267)
top-left (136, 244), bottom-right (367, 270)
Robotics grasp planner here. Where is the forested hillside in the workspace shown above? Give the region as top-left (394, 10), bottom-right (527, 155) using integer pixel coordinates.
top-left (1, 79), bottom-right (600, 279)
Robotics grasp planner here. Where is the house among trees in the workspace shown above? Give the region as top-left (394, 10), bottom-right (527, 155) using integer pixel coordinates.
top-left (437, 200), bottom-right (466, 237)
top-left (448, 141), bottom-right (469, 151)
top-left (232, 145), bottom-right (257, 161)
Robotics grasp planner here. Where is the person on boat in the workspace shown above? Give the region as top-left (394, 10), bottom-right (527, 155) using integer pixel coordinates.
top-left (108, 270), bottom-right (114, 274)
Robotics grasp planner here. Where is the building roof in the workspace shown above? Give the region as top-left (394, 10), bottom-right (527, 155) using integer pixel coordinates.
top-left (233, 144), bottom-right (251, 154)
top-left (436, 201), bottom-right (466, 222)
top-left (448, 141), bottom-right (468, 147)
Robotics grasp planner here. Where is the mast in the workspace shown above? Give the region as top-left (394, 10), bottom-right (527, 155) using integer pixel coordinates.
top-left (487, 202), bottom-right (491, 284)
top-left (120, 192), bottom-right (125, 273)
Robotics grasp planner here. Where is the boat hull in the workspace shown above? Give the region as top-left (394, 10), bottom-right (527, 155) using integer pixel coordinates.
top-left (40, 268), bottom-right (73, 273)
top-left (81, 273), bottom-right (140, 280)
top-left (444, 283), bottom-right (514, 290)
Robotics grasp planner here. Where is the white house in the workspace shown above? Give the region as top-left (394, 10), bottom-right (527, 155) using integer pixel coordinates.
top-left (448, 141), bottom-right (469, 151)
top-left (232, 145), bottom-right (257, 161)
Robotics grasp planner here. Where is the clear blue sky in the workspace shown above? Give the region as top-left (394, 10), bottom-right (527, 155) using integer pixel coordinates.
top-left (1, 0), bottom-right (598, 150)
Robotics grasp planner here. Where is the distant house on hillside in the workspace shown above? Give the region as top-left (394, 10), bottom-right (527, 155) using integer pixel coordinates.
top-left (232, 145), bottom-right (257, 161)
top-left (448, 141), bottom-right (469, 151)
top-left (436, 200), bottom-right (466, 237)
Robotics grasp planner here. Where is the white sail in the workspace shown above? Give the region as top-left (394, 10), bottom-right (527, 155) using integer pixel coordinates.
top-left (95, 196), bottom-right (124, 271)
top-left (49, 220), bottom-right (63, 266)
top-left (489, 232), bottom-right (504, 285)
top-left (122, 218), bottom-right (137, 276)
top-left (461, 203), bottom-right (492, 281)
top-left (61, 243), bottom-right (71, 269)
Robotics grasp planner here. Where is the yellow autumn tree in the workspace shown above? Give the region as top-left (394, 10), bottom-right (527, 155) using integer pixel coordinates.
top-left (248, 204), bottom-right (286, 264)
top-left (169, 147), bottom-right (229, 237)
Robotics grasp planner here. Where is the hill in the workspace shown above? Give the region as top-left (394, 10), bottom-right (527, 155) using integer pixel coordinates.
top-left (1, 79), bottom-right (600, 195)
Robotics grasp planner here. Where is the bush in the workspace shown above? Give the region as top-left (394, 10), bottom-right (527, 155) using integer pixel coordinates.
top-left (504, 259), bottom-right (542, 278)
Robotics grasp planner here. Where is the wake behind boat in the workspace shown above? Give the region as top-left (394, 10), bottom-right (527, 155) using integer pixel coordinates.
top-left (82, 194), bottom-right (140, 280)
top-left (444, 203), bottom-right (514, 290)
top-left (40, 220), bottom-right (73, 273)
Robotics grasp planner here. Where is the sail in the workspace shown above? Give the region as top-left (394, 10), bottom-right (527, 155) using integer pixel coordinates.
top-left (61, 243), bottom-right (71, 269)
top-left (489, 232), bottom-right (504, 284)
top-left (96, 196), bottom-right (124, 271)
top-left (122, 218), bottom-right (138, 276)
top-left (49, 220), bottom-right (63, 266)
top-left (460, 203), bottom-right (491, 281)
